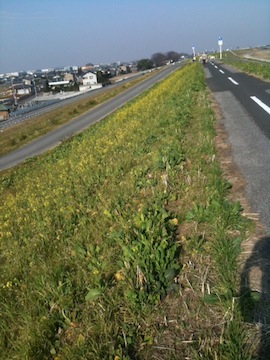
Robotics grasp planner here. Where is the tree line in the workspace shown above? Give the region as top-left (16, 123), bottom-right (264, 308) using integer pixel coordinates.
top-left (137, 51), bottom-right (189, 70)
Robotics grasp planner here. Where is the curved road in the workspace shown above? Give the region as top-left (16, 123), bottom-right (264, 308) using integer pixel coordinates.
top-left (0, 62), bottom-right (184, 171)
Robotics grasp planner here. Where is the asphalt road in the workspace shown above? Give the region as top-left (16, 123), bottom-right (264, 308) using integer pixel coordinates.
top-left (205, 61), bottom-right (270, 235)
top-left (0, 62), bottom-right (184, 171)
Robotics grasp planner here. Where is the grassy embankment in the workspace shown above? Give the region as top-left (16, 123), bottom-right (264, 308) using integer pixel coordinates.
top-left (220, 50), bottom-right (270, 81)
top-left (0, 63), bottom-right (255, 359)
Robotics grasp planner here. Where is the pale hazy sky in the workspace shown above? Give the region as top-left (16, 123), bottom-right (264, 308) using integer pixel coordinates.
top-left (0, 0), bottom-right (269, 73)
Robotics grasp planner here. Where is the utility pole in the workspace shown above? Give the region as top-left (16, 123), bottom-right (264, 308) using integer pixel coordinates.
top-left (11, 77), bottom-right (18, 108)
top-left (32, 78), bottom-right (37, 97)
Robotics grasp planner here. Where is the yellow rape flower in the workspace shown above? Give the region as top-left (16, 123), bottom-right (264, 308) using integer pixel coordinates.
top-left (169, 218), bottom-right (178, 226)
top-left (114, 272), bottom-right (124, 281)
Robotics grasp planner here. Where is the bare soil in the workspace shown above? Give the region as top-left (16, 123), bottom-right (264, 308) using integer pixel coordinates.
top-left (236, 47), bottom-right (270, 62)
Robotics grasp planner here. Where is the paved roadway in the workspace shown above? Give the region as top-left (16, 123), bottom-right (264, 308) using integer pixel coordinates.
top-left (0, 62), bottom-right (183, 171)
top-left (205, 61), bottom-right (270, 235)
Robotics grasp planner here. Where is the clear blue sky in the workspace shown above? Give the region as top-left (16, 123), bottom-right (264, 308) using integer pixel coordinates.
top-left (0, 0), bottom-right (269, 73)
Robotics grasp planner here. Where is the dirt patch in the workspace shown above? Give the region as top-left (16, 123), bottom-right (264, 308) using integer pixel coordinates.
top-left (243, 48), bottom-right (270, 62)
top-left (233, 47), bottom-right (270, 62)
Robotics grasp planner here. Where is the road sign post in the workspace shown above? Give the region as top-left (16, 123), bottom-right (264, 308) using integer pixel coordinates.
top-left (218, 36), bottom-right (223, 60)
top-left (192, 45), bottom-right (195, 61)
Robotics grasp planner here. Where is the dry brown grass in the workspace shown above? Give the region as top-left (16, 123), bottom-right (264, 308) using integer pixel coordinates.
top-left (234, 47), bottom-right (270, 61)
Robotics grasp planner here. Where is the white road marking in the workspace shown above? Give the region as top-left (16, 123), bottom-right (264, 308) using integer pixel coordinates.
top-left (219, 69), bottom-right (225, 74)
top-left (214, 65), bottom-right (218, 69)
top-left (228, 77), bottom-right (239, 85)
top-left (250, 96), bottom-right (270, 115)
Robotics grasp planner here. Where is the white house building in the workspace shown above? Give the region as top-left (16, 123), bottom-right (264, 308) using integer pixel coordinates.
top-left (80, 72), bottom-right (102, 92)
top-left (82, 72), bottom-right (97, 86)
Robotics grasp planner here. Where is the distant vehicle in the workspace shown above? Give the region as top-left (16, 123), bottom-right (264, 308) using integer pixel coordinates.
top-left (201, 53), bottom-right (208, 64)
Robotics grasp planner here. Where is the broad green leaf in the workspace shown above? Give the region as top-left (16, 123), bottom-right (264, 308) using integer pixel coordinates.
top-left (202, 294), bottom-right (219, 305)
top-left (85, 288), bottom-right (102, 302)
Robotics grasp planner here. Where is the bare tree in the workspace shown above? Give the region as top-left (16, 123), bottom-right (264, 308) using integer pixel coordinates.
top-left (151, 52), bottom-right (166, 67)
top-left (165, 51), bottom-right (180, 62)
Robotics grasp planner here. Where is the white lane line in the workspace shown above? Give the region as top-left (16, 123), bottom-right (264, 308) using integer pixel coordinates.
top-left (250, 96), bottom-right (270, 115)
top-left (228, 77), bottom-right (239, 85)
top-left (219, 69), bottom-right (225, 74)
top-left (214, 65), bottom-right (218, 69)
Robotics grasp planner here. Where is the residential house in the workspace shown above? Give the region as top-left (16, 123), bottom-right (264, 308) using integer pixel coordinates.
top-left (0, 104), bottom-right (9, 121)
top-left (118, 65), bottom-right (131, 74)
top-left (81, 64), bottom-right (95, 72)
top-left (79, 72), bottom-right (102, 92)
top-left (82, 72), bottom-right (97, 86)
top-left (13, 84), bottom-right (32, 96)
top-left (64, 73), bottom-right (74, 82)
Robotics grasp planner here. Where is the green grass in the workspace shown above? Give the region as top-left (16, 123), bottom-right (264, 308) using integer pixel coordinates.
top-left (0, 63), bottom-right (255, 359)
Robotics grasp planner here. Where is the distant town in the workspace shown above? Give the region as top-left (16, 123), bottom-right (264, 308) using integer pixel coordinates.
top-left (0, 61), bottom-right (135, 115)
top-left (0, 50), bottom-right (191, 121)
top-left (2, 45), bottom-right (267, 122)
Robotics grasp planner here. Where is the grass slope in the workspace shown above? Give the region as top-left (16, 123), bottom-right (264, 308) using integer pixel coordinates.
top-left (0, 63), bottom-right (255, 359)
